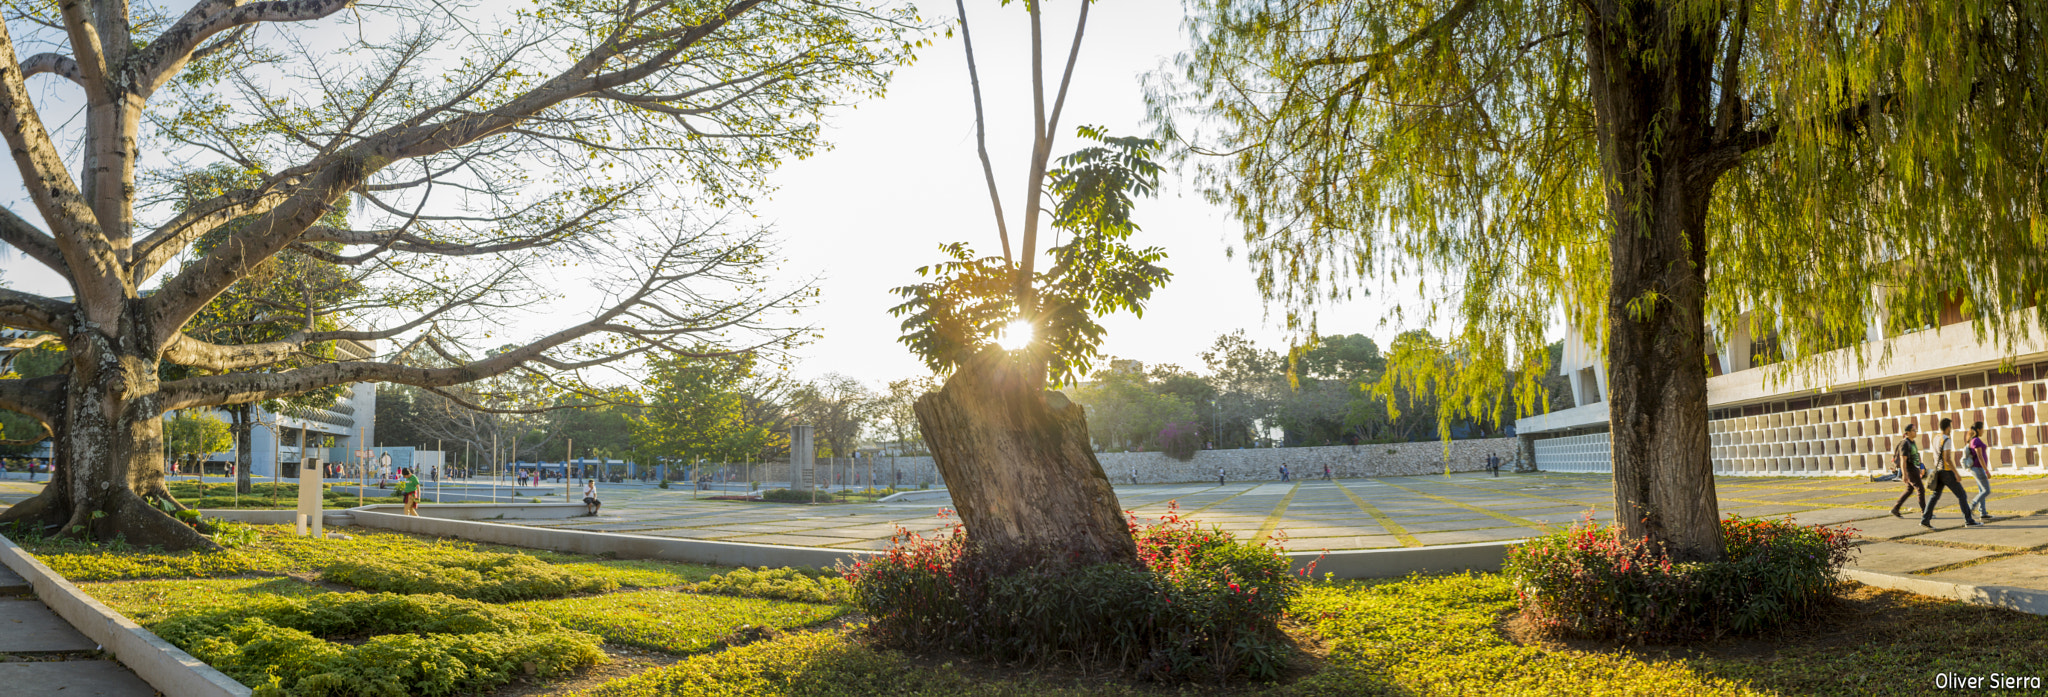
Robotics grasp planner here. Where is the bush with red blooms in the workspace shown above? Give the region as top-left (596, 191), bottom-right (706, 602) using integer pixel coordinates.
top-left (843, 504), bottom-right (1309, 682)
top-left (1504, 513), bottom-right (1857, 640)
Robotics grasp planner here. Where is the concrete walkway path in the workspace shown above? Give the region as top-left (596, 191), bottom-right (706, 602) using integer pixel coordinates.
top-left (0, 562), bottom-right (157, 696)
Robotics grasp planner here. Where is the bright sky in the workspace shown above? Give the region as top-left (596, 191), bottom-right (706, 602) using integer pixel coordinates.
top-left (0, 0), bottom-right (1418, 389)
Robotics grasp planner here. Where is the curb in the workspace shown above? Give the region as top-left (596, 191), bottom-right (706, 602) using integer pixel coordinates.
top-left (1843, 568), bottom-right (2048, 616)
top-left (347, 507), bottom-right (879, 569)
top-left (875, 489), bottom-right (951, 504)
top-left (0, 534), bottom-right (250, 697)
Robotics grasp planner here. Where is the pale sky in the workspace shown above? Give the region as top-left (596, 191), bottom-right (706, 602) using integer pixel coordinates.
top-left (0, 0), bottom-right (1416, 390)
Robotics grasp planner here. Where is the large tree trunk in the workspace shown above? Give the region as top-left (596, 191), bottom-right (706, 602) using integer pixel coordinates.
top-left (1584, 1), bottom-right (1724, 562)
top-left (913, 349), bottom-right (1137, 567)
top-left (0, 327), bottom-right (216, 550)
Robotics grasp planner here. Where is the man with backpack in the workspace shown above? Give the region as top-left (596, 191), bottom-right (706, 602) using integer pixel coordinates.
top-left (1921, 417), bottom-right (1982, 528)
top-left (1890, 422), bottom-right (1928, 518)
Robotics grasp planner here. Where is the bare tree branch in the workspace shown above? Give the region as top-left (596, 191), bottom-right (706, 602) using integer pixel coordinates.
top-left (133, 0), bottom-right (359, 96)
top-left (19, 52), bottom-right (83, 88)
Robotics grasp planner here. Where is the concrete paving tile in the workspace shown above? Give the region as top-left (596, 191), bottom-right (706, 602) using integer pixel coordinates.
top-left (1917, 514), bottom-right (2048, 550)
top-left (1847, 542), bottom-right (2001, 574)
top-left (0, 660), bottom-right (155, 696)
top-left (1410, 528), bottom-right (1543, 545)
top-left (1928, 553), bottom-right (2048, 591)
top-left (1776, 507), bottom-right (1894, 528)
top-left (1719, 503), bottom-right (1819, 517)
top-left (0, 599), bottom-right (96, 651)
top-left (1272, 526), bottom-right (1386, 538)
top-left (635, 527), bottom-right (743, 539)
top-left (1990, 492), bottom-right (2048, 515)
top-left (1849, 515), bottom-right (1948, 540)
top-left (1396, 518), bottom-right (1502, 532)
top-left (726, 534), bottom-right (872, 547)
top-left (1281, 535), bottom-right (1403, 550)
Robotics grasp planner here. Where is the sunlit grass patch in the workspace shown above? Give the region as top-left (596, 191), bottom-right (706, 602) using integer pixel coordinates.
top-left (81, 576), bottom-right (330, 626)
top-left (514, 590), bottom-right (845, 655)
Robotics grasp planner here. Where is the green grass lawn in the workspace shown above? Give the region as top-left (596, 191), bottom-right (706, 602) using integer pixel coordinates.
top-left (515, 590), bottom-right (845, 654)
top-left (564, 573), bottom-right (2048, 697)
top-left (21, 523), bottom-right (2048, 696)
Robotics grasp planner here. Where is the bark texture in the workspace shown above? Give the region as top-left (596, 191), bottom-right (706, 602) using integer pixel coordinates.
top-left (913, 349), bottom-right (1138, 567)
top-left (1583, 0), bottom-right (1726, 562)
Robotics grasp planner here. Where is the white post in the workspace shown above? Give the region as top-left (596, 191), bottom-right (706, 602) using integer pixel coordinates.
top-left (297, 453), bottom-right (324, 537)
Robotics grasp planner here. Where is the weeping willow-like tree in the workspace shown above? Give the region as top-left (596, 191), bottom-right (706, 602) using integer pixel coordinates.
top-left (1149, 0), bottom-right (2048, 561)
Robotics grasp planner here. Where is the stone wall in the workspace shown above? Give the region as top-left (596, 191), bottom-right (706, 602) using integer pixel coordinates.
top-left (695, 438), bottom-right (1519, 488)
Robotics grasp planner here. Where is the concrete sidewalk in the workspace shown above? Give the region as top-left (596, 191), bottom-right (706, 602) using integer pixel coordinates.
top-left (0, 564), bottom-right (156, 696)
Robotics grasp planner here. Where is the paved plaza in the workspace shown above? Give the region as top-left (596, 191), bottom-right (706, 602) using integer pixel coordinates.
top-left (481, 471), bottom-right (2048, 594)
top-left (7, 470), bottom-right (2048, 594)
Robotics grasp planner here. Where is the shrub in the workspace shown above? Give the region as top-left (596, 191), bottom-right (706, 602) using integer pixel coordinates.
top-left (153, 592), bottom-right (603, 697)
top-left (1504, 514), bottom-right (1857, 640)
top-left (1158, 422), bottom-right (1202, 462)
top-left (844, 505), bottom-right (1303, 682)
top-left (758, 488), bottom-right (816, 504)
top-left (694, 567), bottom-right (848, 604)
top-left (658, 479), bottom-right (671, 489)
top-left (320, 552), bottom-right (618, 601)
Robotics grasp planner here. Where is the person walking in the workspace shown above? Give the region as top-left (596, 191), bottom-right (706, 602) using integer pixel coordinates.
top-left (1217, 466), bottom-right (1226, 487)
top-left (1280, 464), bottom-right (1290, 482)
top-left (398, 468), bottom-right (422, 516)
top-left (582, 479), bottom-right (602, 516)
top-left (1323, 463), bottom-right (1332, 481)
top-left (1965, 421), bottom-right (1995, 521)
top-left (1922, 417), bottom-right (1982, 528)
top-left (1487, 453), bottom-right (1501, 477)
top-left (1891, 422), bottom-right (1928, 517)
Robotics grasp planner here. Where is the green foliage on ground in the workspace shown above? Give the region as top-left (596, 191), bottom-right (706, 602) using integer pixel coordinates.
top-left (514, 589), bottom-right (844, 655)
top-left (152, 592), bottom-right (602, 697)
top-left (692, 567), bottom-right (848, 604)
top-left (565, 631), bottom-right (1127, 697)
top-left (18, 524), bottom-right (705, 584)
top-left (321, 553), bottom-right (619, 601)
top-left (82, 577), bottom-right (332, 626)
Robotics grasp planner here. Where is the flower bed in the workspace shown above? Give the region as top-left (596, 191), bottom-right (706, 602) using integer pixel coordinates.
top-left (1504, 514), bottom-right (1857, 640)
top-left (844, 506), bottom-right (1304, 682)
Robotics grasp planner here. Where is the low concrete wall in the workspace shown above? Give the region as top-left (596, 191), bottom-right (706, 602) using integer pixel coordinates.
top-left (875, 489), bottom-right (952, 504)
top-left (352, 503), bottom-right (588, 520)
top-left (199, 509), bottom-right (354, 526)
top-left (348, 508), bottom-right (878, 569)
top-left (0, 534), bottom-right (250, 697)
top-left (1844, 568), bottom-right (2048, 616)
top-left (1287, 540), bottom-right (1522, 579)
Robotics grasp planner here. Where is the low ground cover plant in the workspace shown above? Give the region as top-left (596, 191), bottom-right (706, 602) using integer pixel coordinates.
top-left (152, 592), bottom-right (604, 697)
top-left (693, 566), bottom-right (848, 604)
top-left (322, 552), bottom-right (619, 601)
top-left (514, 589), bottom-right (845, 654)
top-left (844, 505), bottom-right (1302, 682)
top-left (1504, 514), bottom-right (1857, 640)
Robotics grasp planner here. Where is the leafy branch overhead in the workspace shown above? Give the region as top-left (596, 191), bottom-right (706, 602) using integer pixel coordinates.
top-left (890, 128), bottom-right (1171, 385)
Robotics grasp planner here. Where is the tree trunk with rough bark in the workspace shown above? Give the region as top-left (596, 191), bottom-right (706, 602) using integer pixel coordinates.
top-left (1584, 0), bottom-right (1725, 562)
top-left (912, 350), bottom-right (1137, 567)
top-left (0, 322), bottom-right (216, 550)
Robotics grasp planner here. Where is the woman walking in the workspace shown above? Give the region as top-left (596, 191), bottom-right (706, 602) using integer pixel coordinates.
top-left (398, 468), bottom-right (422, 516)
top-left (1965, 421), bottom-right (1995, 521)
top-left (1891, 422), bottom-right (1927, 517)
top-left (1922, 417), bottom-right (1983, 528)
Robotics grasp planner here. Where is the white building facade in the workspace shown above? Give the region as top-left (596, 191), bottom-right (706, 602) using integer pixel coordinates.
top-left (1516, 309), bottom-right (2048, 477)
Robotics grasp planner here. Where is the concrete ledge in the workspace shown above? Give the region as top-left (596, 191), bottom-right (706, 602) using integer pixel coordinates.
top-left (353, 502), bottom-right (588, 520)
top-left (1288, 540), bottom-right (1524, 579)
top-left (876, 489), bottom-right (950, 504)
top-left (198, 509), bottom-right (354, 527)
top-left (348, 508), bottom-right (878, 569)
top-left (0, 534), bottom-right (250, 697)
top-left (1844, 568), bottom-right (2048, 616)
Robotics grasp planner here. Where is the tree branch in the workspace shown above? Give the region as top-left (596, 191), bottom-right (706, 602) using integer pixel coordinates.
top-left (132, 0), bottom-right (359, 96)
top-left (19, 53), bottom-right (84, 88)
top-left (954, 0), bottom-right (1011, 265)
top-left (0, 374), bottom-right (68, 424)
top-left (0, 205), bottom-right (71, 275)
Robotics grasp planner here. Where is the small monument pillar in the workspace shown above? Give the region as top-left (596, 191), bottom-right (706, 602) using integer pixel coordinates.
top-left (790, 424), bottom-right (814, 490)
top-left (296, 454), bottom-right (324, 537)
